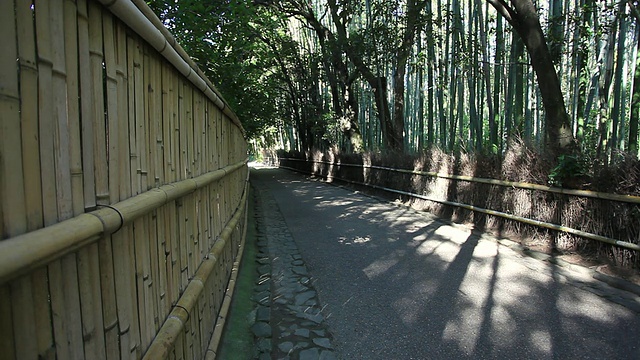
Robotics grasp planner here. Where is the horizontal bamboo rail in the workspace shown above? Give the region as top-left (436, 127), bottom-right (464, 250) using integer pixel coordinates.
top-left (0, 160), bottom-right (247, 286)
top-left (280, 158), bottom-right (640, 204)
top-left (280, 159), bottom-right (640, 252)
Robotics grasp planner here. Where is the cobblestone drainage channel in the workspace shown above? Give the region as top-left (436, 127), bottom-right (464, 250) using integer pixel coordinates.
top-left (250, 184), bottom-right (337, 360)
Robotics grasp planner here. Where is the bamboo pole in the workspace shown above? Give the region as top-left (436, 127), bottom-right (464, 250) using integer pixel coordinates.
top-left (5, 1), bottom-right (39, 359)
top-left (65, 0), bottom-right (84, 217)
top-left (142, 181), bottom-right (249, 360)
top-left (63, 5), bottom-right (89, 358)
top-left (77, 0), bottom-right (96, 210)
top-left (51, 0), bottom-right (73, 221)
top-left (72, 6), bottom-right (106, 351)
top-left (103, 13), bottom-right (133, 359)
top-left (35, 0), bottom-right (57, 229)
top-left (89, 2), bottom-right (109, 206)
top-left (10, 275), bottom-right (37, 359)
top-left (77, 242), bottom-right (107, 360)
top-left (153, 53), bottom-right (163, 188)
top-left (85, 5), bottom-right (119, 359)
top-left (0, 0), bottom-right (27, 243)
top-left (17, 0), bottom-right (42, 232)
top-left (150, 54), bottom-right (168, 322)
top-left (0, 285), bottom-right (16, 360)
top-left (14, 3), bottom-right (50, 352)
top-left (128, 36), bottom-right (141, 197)
top-left (145, 212), bottom-right (160, 348)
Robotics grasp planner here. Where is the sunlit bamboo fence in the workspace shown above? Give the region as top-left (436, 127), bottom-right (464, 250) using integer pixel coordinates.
top-left (279, 156), bottom-right (640, 255)
top-left (0, 0), bottom-right (249, 359)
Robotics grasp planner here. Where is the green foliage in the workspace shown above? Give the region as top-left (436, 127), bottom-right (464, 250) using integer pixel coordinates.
top-left (146, 0), bottom-right (291, 140)
top-left (548, 154), bottom-right (590, 187)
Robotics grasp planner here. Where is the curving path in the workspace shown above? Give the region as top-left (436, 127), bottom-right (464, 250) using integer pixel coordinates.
top-left (250, 165), bottom-right (640, 360)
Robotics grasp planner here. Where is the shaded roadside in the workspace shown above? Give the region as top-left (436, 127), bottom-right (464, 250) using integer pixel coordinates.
top-left (218, 187), bottom-right (258, 359)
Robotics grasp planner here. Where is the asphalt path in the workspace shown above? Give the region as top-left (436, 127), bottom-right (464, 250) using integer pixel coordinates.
top-left (251, 166), bottom-right (640, 360)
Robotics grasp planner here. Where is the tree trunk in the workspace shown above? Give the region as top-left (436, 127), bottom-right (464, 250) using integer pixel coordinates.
top-left (611, 4), bottom-right (628, 154)
top-left (494, 15), bottom-right (504, 151)
top-left (487, 0), bottom-right (575, 154)
top-left (629, 9), bottom-right (640, 156)
top-left (477, 0), bottom-right (495, 149)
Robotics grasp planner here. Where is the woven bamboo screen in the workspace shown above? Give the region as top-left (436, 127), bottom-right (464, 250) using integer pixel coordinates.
top-left (0, 0), bottom-right (249, 359)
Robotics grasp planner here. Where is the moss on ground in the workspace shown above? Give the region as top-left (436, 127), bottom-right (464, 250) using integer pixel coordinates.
top-left (218, 187), bottom-right (258, 359)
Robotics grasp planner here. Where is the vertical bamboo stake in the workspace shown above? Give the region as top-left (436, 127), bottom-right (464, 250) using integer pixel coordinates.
top-left (175, 329), bottom-right (185, 360)
top-left (77, 242), bottom-right (107, 360)
top-left (136, 42), bottom-right (148, 193)
top-left (161, 64), bottom-right (177, 310)
top-left (103, 12), bottom-right (119, 204)
top-left (127, 37), bottom-right (140, 197)
top-left (170, 75), bottom-right (181, 301)
top-left (151, 58), bottom-right (169, 322)
top-left (0, 285), bottom-right (15, 360)
top-left (63, 5), bottom-right (92, 357)
top-left (156, 205), bottom-right (169, 321)
top-left (111, 227), bottom-right (134, 360)
top-left (64, 0), bottom-right (84, 217)
top-left (17, 0), bottom-right (43, 232)
top-left (51, 2), bottom-right (84, 359)
top-left (118, 24), bottom-right (142, 358)
top-left (105, 16), bottom-right (134, 359)
top-left (35, 1), bottom-right (62, 359)
top-left (87, 4), bottom-right (119, 359)
top-left (174, 76), bottom-right (182, 182)
top-left (30, 270), bottom-right (55, 360)
top-left (10, 1), bottom-right (41, 358)
top-left (1, 0), bottom-right (27, 242)
top-left (184, 315), bottom-right (194, 360)
top-left (144, 49), bottom-right (155, 190)
top-left (139, 52), bottom-right (166, 344)
top-left (170, 71), bottom-right (178, 183)
top-left (153, 53), bottom-right (163, 189)
top-left (90, 3), bottom-right (108, 206)
top-left (51, 0), bottom-right (73, 221)
top-left (162, 63), bottom-right (173, 184)
top-left (178, 198), bottom-right (188, 292)
top-left (146, 210), bottom-right (161, 343)
top-left (33, 2), bottom-right (58, 219)
top-left (193, 93), bottom-right (202, 177)
top-left (133, 217), bottom-right (151, 348)
top-left (77, 0), bottom-right (96, 210)
top-left (186, 86), bottom-right (194, 179)
top-left (9, 275), bottom-right (35, 359)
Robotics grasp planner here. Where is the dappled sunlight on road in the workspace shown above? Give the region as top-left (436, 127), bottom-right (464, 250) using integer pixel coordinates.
top-left (252, 168), bottom-right (640, 359)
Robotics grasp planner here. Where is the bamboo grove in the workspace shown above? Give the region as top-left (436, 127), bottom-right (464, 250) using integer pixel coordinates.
top-left (147, 0), bottom-right (640, 162)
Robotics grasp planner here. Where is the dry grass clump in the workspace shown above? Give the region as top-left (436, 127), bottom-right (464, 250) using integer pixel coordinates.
top-left (278, 145), bottom-right (640, 271)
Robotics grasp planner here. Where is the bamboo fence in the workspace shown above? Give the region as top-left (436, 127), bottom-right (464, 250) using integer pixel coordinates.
top-left (0, 1), bottom-right (248, 359)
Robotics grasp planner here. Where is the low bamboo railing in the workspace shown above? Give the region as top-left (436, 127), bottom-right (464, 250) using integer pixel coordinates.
top-left (279, 158), bottom-right (640, 252)
top-left (0, 1), bottom-right (248, 359)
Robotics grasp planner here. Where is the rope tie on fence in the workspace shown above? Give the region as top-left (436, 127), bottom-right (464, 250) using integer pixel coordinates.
top-left (94, 204), bottom-right (125, 234)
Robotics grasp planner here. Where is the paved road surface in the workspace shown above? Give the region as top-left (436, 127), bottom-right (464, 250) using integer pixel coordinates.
top-left (251, 166), bottom-right (640, 359)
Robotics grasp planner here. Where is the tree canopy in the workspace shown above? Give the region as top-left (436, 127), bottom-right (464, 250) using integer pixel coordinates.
top-left (148, 0), bottom-right (640, 163)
